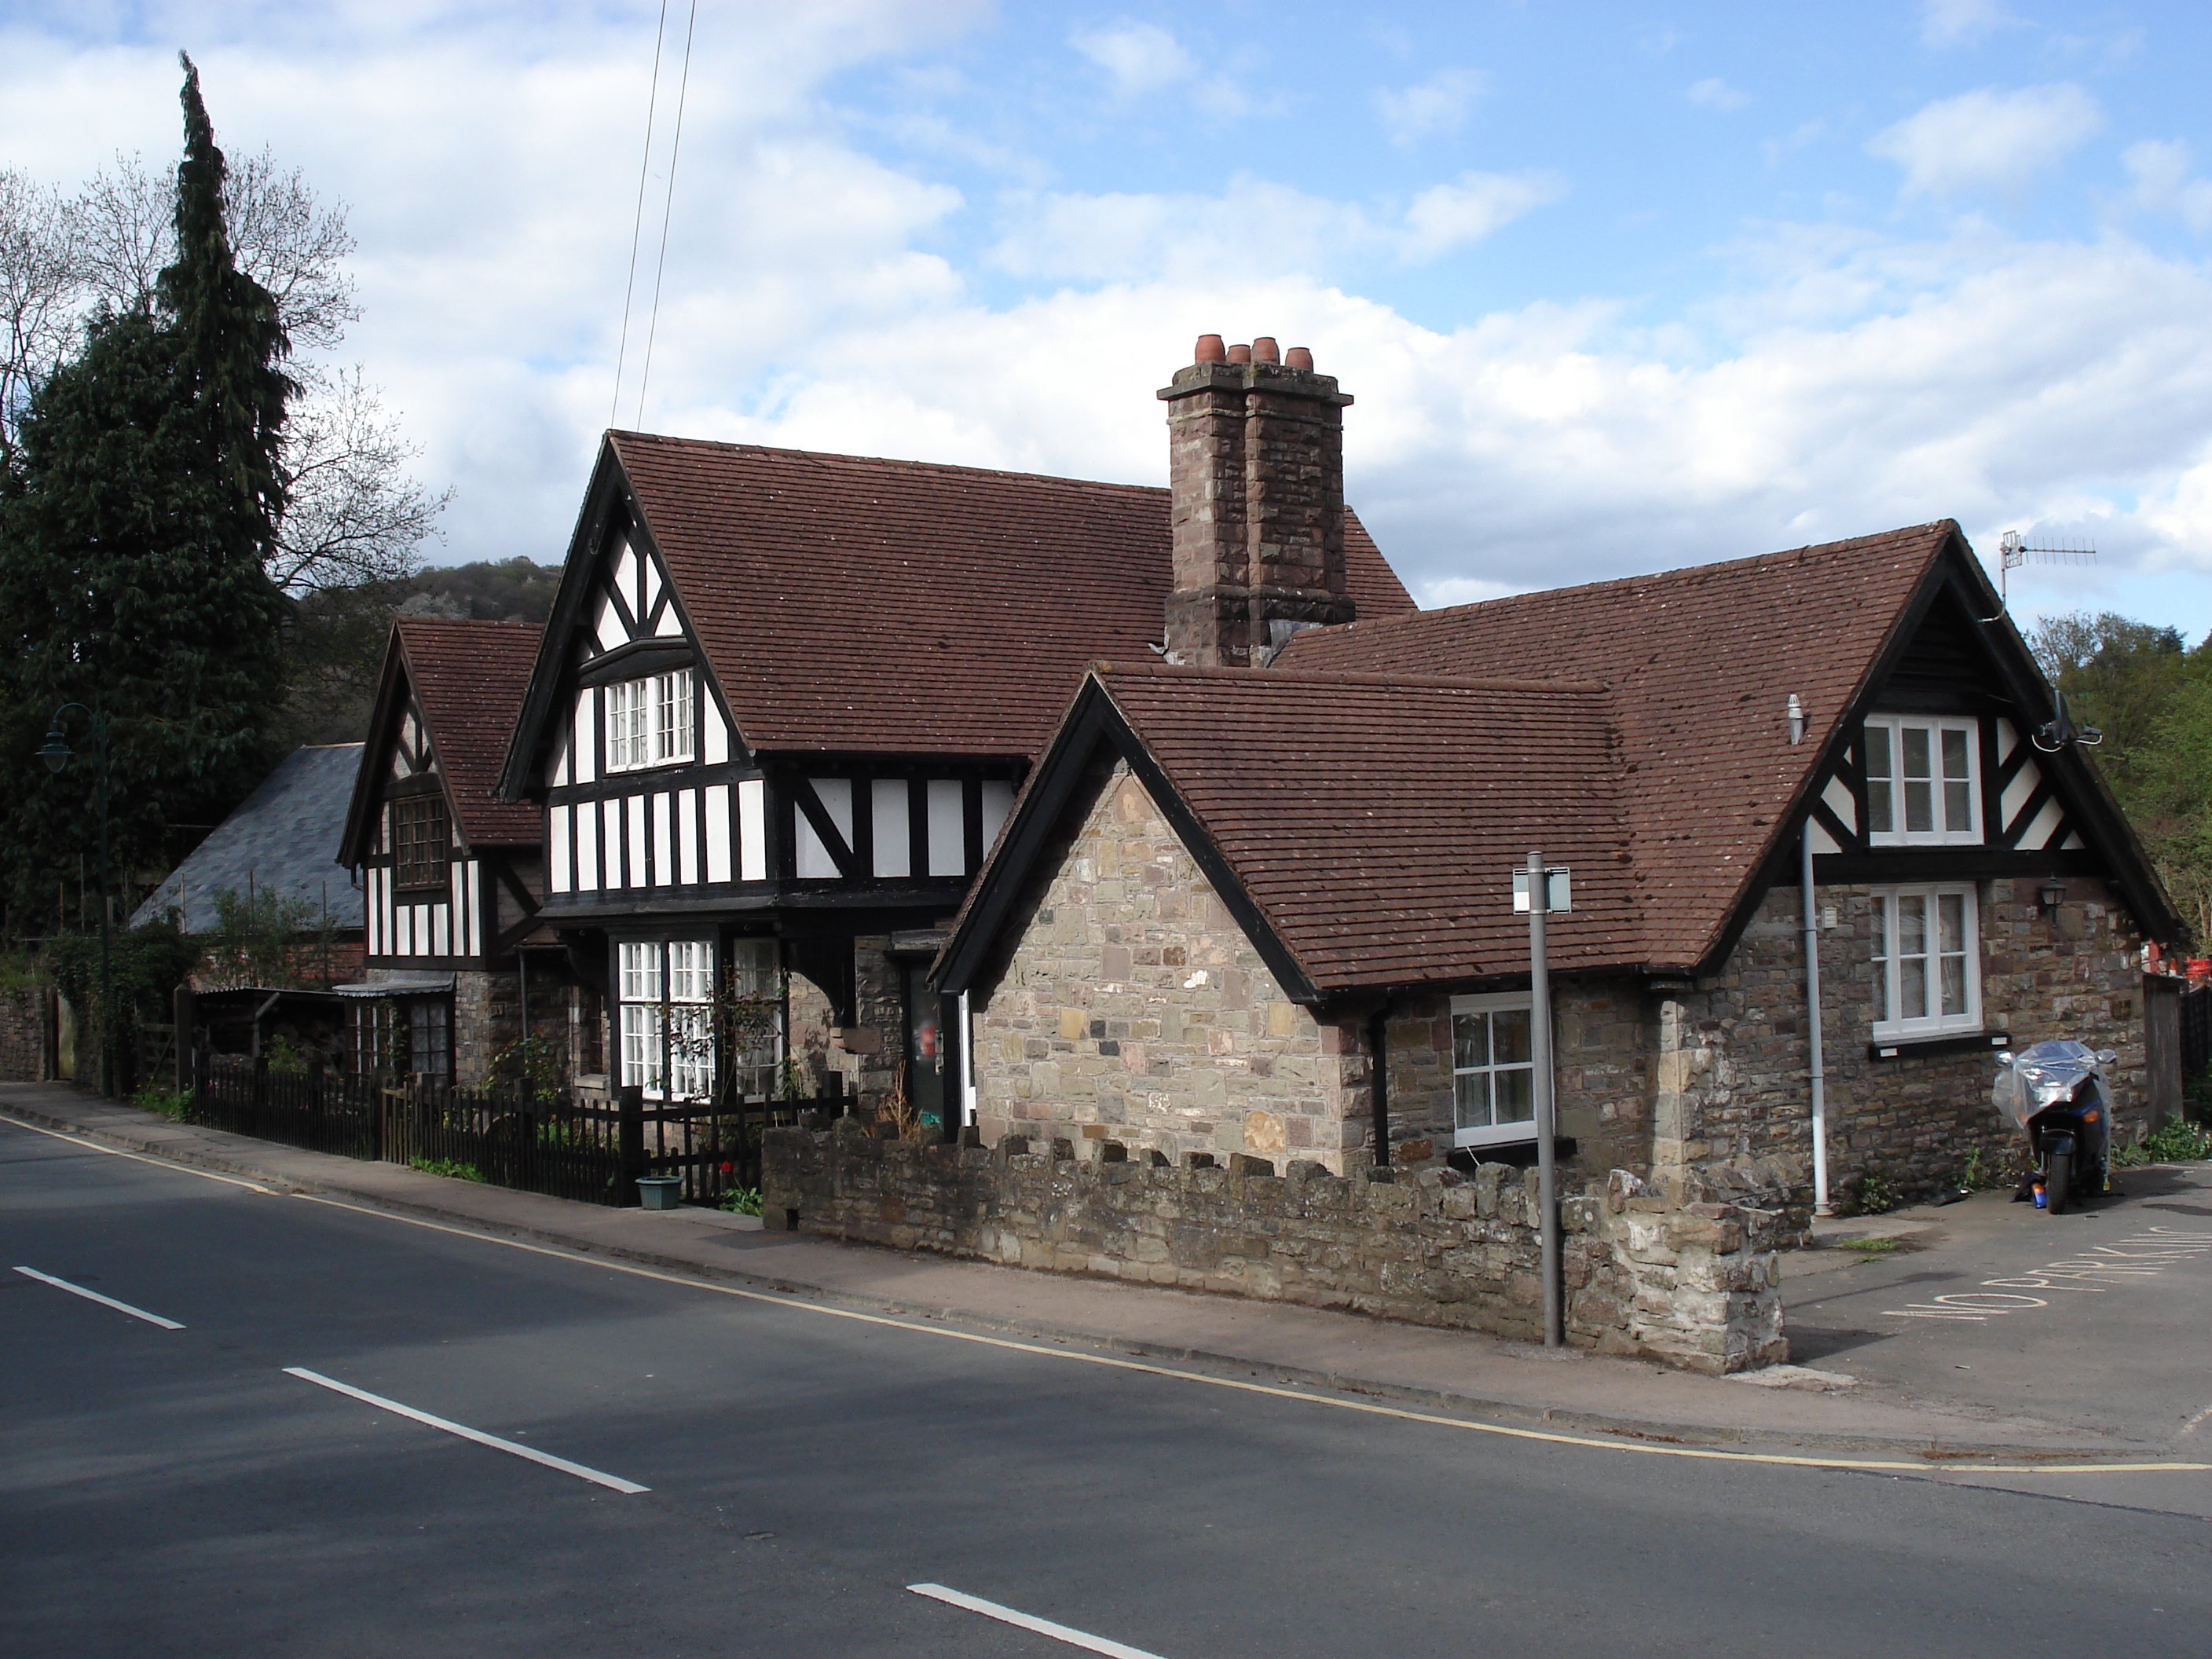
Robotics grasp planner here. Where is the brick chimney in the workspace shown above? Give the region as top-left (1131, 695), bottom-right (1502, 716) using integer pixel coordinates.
top-left (1158, 334), bottom-right (1355, 667)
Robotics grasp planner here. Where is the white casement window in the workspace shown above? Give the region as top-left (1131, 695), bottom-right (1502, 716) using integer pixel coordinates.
top-left (1871, 884), bottom-right (1980, 1038)
top-left (1864, 715), bottom-right (1980, 845)
top-left (1449, 993), bottom-right (1538, 1148)
top-left (616, 937), bottom-right (715, 1098)
top-left (606, 668), bottom-right (695, 773)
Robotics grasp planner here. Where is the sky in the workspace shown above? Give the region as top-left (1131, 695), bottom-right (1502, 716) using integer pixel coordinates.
top-left (5, 1), bottom-right (2212, 638)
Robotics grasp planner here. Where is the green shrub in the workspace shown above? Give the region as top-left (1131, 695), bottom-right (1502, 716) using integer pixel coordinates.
top-left (1841, 1164), bottom-right (1904, 1217)
top-left (720, 1185), bottom-right (764, 1216)
top-left (2116, 1115), bottom-right (2212, 1166)
top-left (407, 1155), bottom-right (485, 1182)
top-left (130, 1082), bottom-right (195, 1120)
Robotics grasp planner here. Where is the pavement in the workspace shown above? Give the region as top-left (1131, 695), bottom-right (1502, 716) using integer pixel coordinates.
top-left (8, 1079), bottom-right (2210, 1463)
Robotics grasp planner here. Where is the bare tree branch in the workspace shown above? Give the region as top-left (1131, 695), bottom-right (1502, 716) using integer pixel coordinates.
top-left (0, 169), bottom-right (87, 447)
top-left (271, 364), bottom-right (448, 594)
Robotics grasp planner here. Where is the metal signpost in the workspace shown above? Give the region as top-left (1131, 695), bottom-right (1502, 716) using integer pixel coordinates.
top-left (1514, 851), bottom-right (1569, 1349)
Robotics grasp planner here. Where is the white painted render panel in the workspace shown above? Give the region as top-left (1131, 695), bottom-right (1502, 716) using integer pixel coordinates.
top-left (550, 806), bottom-right (571, 894)
top-left (738, 781), bottom-right (766, 881)
top-left (653, 792), bottom-right (673, 886)
top-left (576, 802), bottom-right (599, 892)
top-left (677, 789), bottom-right (698, 884)
top-left (593, 594), bottom-right (625, 653)
top-left (611, 541), bottom-right (639, 615)
top-left (551, 730), bottom-right (570, 788)
top-left (449, 865), bottom-right (465, 950)
top-left (2023, 797), bottom-right (2065, 850)
top-left (626, 796), bottom-right (648, 888)
top-left (415, 904), bottom-right (431, 956)
top-left (703, 705), bottom-right (728, 765)
top-left (2062, 831), bottom-right (2085, 850)
top-left (434, 899), bottom-right (450, 958)
top-left (573, 692), bottom-right (597, 784)
top-left (872, 780), bottom-right (910, 877)
top-left (390, 901), bottom-right (405, 955)
top-left (927, 779), bottom-right (965, 877)
top-left (1820, 775), bottom-right (1855, 830)
top-left (366, 869), bottom-right (379, 954)
top-left (1996, 718), bottom-right (2018, 762)
top-left (2001, 757), bottom-right (2041, 828)
top-left (1807, 819), bottom-right (1840, 855)
top-left (654, 605), bottom-right (683, 639)
top-left (980, 781), bottom-right (1015, 853)
top-left (705, 785), bottom-right (732, 883)
top-left (465, 860), bottom-right (481, 958)
top-left (639, 547), bottom-right (661, 616)
top-left (796, 809), bottom-right (837, 879)
top-left (602, 798), bottom-right (623, 888)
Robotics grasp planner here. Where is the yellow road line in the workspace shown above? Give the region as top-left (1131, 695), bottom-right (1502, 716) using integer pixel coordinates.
top-left (287, 1193), bottom-right (2212, 1478)
top-left (10, 1112), bottom-right (2203, 1478)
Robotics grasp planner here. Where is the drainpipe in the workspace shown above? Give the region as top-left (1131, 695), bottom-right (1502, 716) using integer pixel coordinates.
top-left (1800, 824), bottom-right (1832, 1216)
top-left (1368, 1001), bottom-right (1392, 1170)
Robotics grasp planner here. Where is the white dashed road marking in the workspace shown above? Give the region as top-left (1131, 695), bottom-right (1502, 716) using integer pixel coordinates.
top-left (909, 1584), bottom-right (1170, 1659)
top-left (14, 1265), bottom-right (185, 1329)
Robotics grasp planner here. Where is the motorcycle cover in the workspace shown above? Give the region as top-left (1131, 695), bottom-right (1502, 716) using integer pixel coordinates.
top-left (1993, 1038), bottom-right (2106, 1136)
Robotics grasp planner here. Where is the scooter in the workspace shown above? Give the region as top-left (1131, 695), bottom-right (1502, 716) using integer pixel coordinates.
top-left (1994, 1039), bottom-right (2116, 1215)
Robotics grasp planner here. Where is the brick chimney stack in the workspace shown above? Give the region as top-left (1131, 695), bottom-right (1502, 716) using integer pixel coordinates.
top-left (1158, 335), bottom-right (1355, 668)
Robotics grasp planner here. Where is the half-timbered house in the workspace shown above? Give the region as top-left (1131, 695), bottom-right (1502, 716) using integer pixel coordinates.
top-left (936, 521), bottom-right (2186, 1213)
top-left (339, 617), bottom-right (554, 1085)
top-left (496, 337), bottom-right (1415, 1125)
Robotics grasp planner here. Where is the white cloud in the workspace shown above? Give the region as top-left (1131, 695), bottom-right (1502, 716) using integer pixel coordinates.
top-left (1687, 78), bottom-right (1750, 112)
top-left (1069, 20), bottom-right (1193, 98)
top-left (2125, 139), bottom-right (2212, 234)
top-left (1867, 84), bottom-right (2104, 198)
top-left (1921, 0), bottom-right (2009, 47)
top-left (1375, 68), bottom-right (1486, 147)
top-left (1401, 171), bottom-right (1568, 261)
top-left (987, 170), bottom-right (1562, 280)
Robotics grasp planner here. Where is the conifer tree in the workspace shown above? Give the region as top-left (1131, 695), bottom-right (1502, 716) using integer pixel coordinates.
top-left (0, 55), bottom-right (291, 922)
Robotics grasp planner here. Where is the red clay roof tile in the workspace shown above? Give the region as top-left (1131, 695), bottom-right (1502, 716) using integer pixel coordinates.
top-left (397, 618), bottom-right (544, 846)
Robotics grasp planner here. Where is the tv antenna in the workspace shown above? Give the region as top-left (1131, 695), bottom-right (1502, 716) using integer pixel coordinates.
top-left (1997, 529), bottom-right (2097, 606)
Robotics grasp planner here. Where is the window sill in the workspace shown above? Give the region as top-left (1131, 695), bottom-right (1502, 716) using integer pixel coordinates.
top-left (1867, 1031), bottom-right (2012, 1062)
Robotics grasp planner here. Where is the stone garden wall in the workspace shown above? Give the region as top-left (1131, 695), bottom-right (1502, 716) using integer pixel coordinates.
top-left (0, 986), bottom-right (53, 1082)
top-left (763, 1122), bottom-right (1788, 1375)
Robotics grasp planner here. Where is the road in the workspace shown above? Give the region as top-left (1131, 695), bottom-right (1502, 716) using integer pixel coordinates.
top-left (6, 1115), bottom-right (2210, 1659)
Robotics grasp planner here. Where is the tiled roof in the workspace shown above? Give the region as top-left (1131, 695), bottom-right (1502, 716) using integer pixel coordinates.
top-left (397, 619), bottom-right (544, 845)
top-left (131, 745), bottom-right (364, 931)
top-left (609, 433), bottom-right (1415, 756)
top-left (1274, 523), bottom-right (1957, 969)
top-left (1095, 665), bottom-right (1635, 991)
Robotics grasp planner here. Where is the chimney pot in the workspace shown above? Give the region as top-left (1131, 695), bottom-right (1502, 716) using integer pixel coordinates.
top-left (1251, 336), bottom-right (1280, 363)
top-left (1225, 342), bottom-right (1252, 364)
top-left (1285, 346), bottom-right (1314, 371)
top-left (1193, 333), bottom-right (1226, 363)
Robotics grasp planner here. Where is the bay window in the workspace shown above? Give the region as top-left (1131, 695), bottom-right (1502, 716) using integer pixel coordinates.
top-left (606, 668), bottom-right (694, 772)
top-left (1870, 884), bottom-right (1980, 1038)
top-left (617, 938), bottom-right (714, 1099)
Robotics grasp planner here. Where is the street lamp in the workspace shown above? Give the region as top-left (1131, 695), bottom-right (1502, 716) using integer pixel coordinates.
top-left (40, 704), bottom-right (113, 1096)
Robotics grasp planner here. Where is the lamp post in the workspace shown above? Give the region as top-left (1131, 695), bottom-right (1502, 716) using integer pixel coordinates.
top-left (38, 704), bottom-right (112, 1096)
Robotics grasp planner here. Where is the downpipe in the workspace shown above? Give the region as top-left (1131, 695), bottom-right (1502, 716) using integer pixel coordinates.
top-left (1801, 826), bottom-right (1831, 1216)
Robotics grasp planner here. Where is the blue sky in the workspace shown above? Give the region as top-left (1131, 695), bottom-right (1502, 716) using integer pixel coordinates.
top-left (6, 2), bottom-right (2212, 638)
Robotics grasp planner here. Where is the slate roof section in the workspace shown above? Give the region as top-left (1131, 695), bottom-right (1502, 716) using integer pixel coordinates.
top-left (130, 746), bottom-right (364, 932)
top-left (1274, 522), bottom-right (1960, 969)
top-left (395, 619), bottom-right (544, 845)
top-left (609, 432), bottom-right (1415, 757)
top-left (1094, 665), bottom-right (1636, 991)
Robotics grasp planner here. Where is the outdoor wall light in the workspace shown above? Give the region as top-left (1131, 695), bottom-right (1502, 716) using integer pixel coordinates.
top-left (2039, 879), bottom-right (2068, 914)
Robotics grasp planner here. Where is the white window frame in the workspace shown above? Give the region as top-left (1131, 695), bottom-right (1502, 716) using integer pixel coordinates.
top-left (1870, 883), bottom-right (1981, 1039)
top-left (616, 937), bottom-right (715, 1099)
top-left (1864, 714), bottom-right (1981, 847)
top-left (1448, 991), bottom-right (1540, 1149)
top-left (606, 668), bottom-right (695, 774)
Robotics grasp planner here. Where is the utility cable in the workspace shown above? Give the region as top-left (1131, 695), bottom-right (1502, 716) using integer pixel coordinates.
top-left (610, 0), bottom-right (671, 427)
top-left (633, 0), bottom-right (698, 430)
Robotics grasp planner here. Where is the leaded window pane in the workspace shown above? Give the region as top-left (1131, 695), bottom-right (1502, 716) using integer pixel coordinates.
top-left (1865, 728), bottom-right (1894, 834)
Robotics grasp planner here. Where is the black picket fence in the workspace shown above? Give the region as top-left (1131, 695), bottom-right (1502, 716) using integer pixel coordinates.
top-left (2182, 983), bottom-right (2212, 1086)
top-left (190, 1057), bottom-right (830, 1207)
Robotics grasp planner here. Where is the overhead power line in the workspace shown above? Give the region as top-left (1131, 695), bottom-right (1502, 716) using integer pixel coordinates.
top-left (610, 0), bottom-right (672, 428)
top-left (634, 0), bottom-right (700, 430)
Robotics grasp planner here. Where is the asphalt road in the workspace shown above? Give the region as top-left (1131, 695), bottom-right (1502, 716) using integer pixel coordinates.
top-left (1786, 1163), bottom-right (2212, 1444)
top-left (7, 1117), bottom-right (2212, 1659)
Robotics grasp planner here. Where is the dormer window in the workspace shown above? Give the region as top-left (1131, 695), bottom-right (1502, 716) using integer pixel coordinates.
top-left (607, 668), bottom-right (695, 772)
top-left (392, 796), bottom-right (449, 890)
top-left (1865, 715), bottom-right (1979, 845)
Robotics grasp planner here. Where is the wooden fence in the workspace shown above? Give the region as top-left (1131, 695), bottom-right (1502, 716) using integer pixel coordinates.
top-left (190, 1055), bottom-right (830, 1207)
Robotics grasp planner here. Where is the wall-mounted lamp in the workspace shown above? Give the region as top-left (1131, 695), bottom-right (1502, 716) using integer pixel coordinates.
top-left (2039, 878), bottom-right (2068, 914)
top-left (1786, 693), bottom-right (1806, 745)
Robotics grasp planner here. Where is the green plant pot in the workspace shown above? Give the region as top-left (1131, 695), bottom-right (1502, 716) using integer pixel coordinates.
top-left (635, 1176), bottom-right (684, 1210)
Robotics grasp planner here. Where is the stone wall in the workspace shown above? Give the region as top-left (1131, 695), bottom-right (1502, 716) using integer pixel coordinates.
top-left (764, 1123), bottom-right (1786, 1374)
top-left (452, 969), bottom-right (518, 1087)
top-left (971, 762), bottom-right (1368, 1172)
top-left (1647, 875), bottom-right (2147, 1205)
top-left (0, 987), bottom-right (53, 1082)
